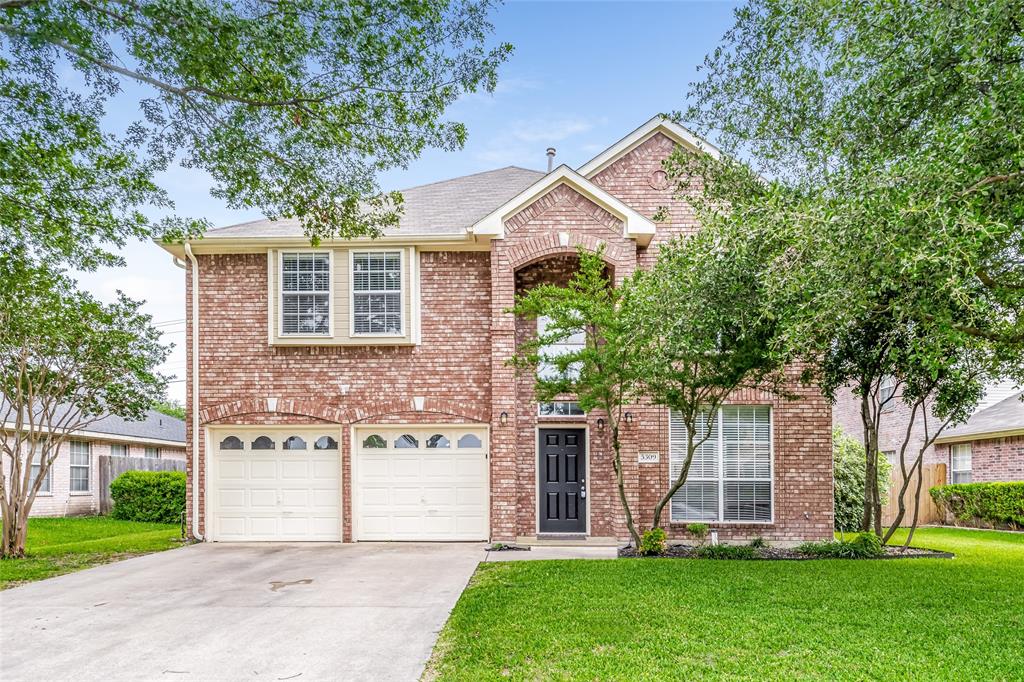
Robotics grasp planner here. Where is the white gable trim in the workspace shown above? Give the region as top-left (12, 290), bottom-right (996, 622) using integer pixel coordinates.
top-left (470, 165), bottom-right (656, 246)
top-left (577, 115), bottom-right (722, 179)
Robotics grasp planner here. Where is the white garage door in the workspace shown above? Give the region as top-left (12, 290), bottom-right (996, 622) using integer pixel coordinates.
top-left (354, 427), bottom-right (489, 541)
top-left (209, 429), bottom-right (341, 541)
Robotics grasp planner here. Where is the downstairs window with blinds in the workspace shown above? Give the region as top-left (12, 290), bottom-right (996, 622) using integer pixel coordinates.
top-left (669, 405), bottom-right (773, 523)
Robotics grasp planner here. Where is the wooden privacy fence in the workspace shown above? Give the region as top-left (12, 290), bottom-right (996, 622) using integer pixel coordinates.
top-left (97, 455), bottom-right (186, 515)
top-left (881, 462), bottom-right (946, 527)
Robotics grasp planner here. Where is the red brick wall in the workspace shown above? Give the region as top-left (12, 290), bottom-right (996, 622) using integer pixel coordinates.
top-left (187, 251), bottom-right (492, 539)
top-left (188, 128), bottom-right (835, 544)
top-left (935, 437), bottom-right (1024, 483)
top-left (833, 387), bottom-right (942, 471)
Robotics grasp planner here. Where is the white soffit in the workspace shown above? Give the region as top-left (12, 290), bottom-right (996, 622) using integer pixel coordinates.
top-left (576, 115), bottom-right (722, 179)
top-left (470, 165), bottom-right (656, 246)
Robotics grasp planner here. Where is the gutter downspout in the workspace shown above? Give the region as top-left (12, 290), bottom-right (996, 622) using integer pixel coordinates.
top-left (182, 244), bottom-right (204, 541)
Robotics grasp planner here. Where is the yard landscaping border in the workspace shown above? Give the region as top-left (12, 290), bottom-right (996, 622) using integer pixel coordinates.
top-left (618, 544), bottom-right (954, 560)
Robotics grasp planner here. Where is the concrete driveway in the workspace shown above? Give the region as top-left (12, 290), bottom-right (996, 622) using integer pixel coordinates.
top-left (0, 542), bottom-right (485, 681)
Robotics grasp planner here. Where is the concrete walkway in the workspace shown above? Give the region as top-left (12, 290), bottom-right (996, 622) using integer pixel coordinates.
top-left (483, 546), bottom-right (618, 561)
top-left (0, 542), bottom-right (483, 682)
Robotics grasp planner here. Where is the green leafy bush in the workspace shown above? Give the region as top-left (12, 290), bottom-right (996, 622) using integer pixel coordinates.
top-left (749, 536), bottom-right (766, 549)
top-left (638, 527), bottom-right (667, 556)
top-left (110, 470), bottom-right (186, 524)
top-left (696, 544), bottom-right (757, 560)
top-left (798, 532), bottom-right (884, 559)
top-left (930, 482), bottom-right (1024, 528)
top-left (833, 427), bottom-right (892, 531)
top-left (686, 523), bottom-right (709, 545)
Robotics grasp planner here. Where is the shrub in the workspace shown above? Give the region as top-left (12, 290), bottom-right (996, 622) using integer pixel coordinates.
top-left (797, 532), bottom-right (884, 559)
top-left (110, 470), bottom-right (186, 524)
top-left (833, 427), bottom-right (892, 531)
top-left (686, 523), bottom-right (710, 545)
top-left (638, 527), bottom-right (667, 556)
top-left (930, 482), bottom-right (1024, 528)
top-left (697, 544), bottom-right (757, 560)
top-left (749, 536), bottom-right (766, 549)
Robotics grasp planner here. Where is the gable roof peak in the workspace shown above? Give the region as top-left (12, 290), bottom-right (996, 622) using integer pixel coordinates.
top-left (576, 115), bottom-right (722, 179)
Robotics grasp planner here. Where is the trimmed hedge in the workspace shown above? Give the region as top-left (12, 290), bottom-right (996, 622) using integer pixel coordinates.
top-left (930, 482), bottom-right (1024, 529)
top-left (110, 470), bottom-right (186, 524)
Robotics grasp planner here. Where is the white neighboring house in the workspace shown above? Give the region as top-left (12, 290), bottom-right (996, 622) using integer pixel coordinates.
top-left (3, 409), bottom-right (186, 517)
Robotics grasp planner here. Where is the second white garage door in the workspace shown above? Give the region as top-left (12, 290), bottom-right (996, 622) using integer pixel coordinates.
top-left (354, 426), bottom-right (489, 541)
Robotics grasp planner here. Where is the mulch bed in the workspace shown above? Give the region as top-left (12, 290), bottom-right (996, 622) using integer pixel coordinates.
top-left (618, 544), bottom-right (954, 560)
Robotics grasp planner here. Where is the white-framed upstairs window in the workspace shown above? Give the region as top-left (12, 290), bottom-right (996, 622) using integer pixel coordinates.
top-left (144, 446), bottom-right (161, 459)
top-left (951, 443), bottom-right (972, 484)
top-left (537, 315), bottom-right (585, 380)
top-left (879, 375), bottom-right (897, 409)
top-left (69, 440), bottom-right (91, 493)
top-left (351, 250), bottom-right (403, 336)
top-left (110, 443), bottom-right (129, 457)
top-left (280, 251), bottom-right (332, 336)
top-left (669, 405), bottom-right (773, 523)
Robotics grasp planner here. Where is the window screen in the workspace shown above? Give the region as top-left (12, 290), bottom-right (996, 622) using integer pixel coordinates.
top-left (281, 252), bottom-right (330, 335)
top-left (352, 252), bottom-right (401, 334)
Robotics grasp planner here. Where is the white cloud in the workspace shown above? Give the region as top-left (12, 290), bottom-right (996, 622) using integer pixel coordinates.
top-left (472, 115), bottom-right (605, 167)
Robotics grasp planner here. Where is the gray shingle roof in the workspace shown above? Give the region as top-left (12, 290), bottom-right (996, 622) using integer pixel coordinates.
top-left (205, 166), bottom-right (545, 239)
top-left (940, 390), bottom-right (1024, 441)
top-left (2, 400), bottom-right (185, 444)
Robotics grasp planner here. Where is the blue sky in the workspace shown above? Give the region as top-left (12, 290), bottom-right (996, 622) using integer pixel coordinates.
top-left (75, 0), bottom-right (739, 402)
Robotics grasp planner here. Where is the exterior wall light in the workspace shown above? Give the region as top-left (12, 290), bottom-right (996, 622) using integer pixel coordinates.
top-left (499, 411), bottom-right (509, 426)
top-left (596, 417), bottom-right (605, 430)
top-left (625, 412), bottom-right (634, 425)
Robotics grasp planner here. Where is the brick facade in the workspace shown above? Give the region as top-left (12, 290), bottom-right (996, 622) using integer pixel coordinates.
top-left (29, 438), bottom-right (185, 517)
top-left (185, 126), bottom-right (834, 544)
top-left (934, 437), bottom-right (1024, 483)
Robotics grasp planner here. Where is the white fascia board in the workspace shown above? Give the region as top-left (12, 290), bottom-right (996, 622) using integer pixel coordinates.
top-left (470, 165), bottom-right (656, 245)
top-left (577, 115), bottom-right (723, 179)
top-left (934, 427), bottom-right (1024, 444)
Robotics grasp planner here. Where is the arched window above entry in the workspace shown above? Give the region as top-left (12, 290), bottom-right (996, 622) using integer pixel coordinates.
top-left (251, 436), bottom-right (275, 450)
top-left (283, 436), bottom-right (307, 450)
top-left (427, 434), bottom-right (451, 449)
top-left (362, 434), bottom-right (386, 448)
top-left (395, 434), bottom-right (419, 448)
top-left (458, 433), bottom-right (482, 448)
top-left (314, 436), bottom-right (338, 450)
top-left (219, 436), bottom-right (243, 450)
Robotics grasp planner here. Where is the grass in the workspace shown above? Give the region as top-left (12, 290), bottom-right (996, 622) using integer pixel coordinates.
top-left (425, 528), bottom-right (1024, 680)
top-left (0, 516), bottom-right (183, 589)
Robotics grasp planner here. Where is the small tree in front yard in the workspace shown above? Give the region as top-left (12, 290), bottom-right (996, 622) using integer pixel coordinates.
top-left (0, 256), bottom-right (167, 558)
top-left (510, 247), bottom-right (645, 549)
top-left (630, 224), bottom-right (788, 531)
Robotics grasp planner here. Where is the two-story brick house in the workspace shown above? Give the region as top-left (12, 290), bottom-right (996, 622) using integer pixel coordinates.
top-left (159, 117), bottom-right (833, 545)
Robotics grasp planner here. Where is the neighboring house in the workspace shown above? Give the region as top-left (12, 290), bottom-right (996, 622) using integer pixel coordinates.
top-left (933, 391), bottom-right (1024, 484)
top-left (158, 116), bottom-right (834, 545)
top-left (833, 380), bottom-right (1022, 484)
top-left (3, 409), bottom-right (187, 517)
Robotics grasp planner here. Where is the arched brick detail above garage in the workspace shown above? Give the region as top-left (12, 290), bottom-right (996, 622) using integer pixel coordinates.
top-left (199, 396), bottom-right (488, 426)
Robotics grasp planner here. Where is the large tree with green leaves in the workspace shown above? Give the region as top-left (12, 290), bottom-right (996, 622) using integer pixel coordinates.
top-left (1, 0), bottom-right (511, 267)
top-left (672, 0), bottom-right (1023, 535)
top-left (0, 254), bottom-right (168, 557)
top-left (630, 224), bottom-right (788, 531)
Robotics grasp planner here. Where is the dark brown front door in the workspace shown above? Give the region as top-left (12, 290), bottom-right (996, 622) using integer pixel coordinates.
top-left (538, 428), bottom-right (586, 533)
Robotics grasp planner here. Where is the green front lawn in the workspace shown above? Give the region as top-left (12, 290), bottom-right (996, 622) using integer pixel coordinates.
top-left (426, 528), bottom-right (1024, 680)
top-left (0, 516), bottom-right (182, 589)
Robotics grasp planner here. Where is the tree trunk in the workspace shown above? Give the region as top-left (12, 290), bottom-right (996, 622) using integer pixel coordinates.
top-left (652, 427), bottom-right (699, 530)
top-left (1, 500), bottom-right (27, 558)
top-left (859, 395), bottom-right (879, 533)
top-left (903, 454), bottom-right (926, 550)
top-left (610, 425), bottom-right (641, 549)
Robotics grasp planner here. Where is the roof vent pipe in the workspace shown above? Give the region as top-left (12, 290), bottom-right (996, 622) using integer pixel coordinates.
top-left (546, 147), bottom-right (556, 172)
